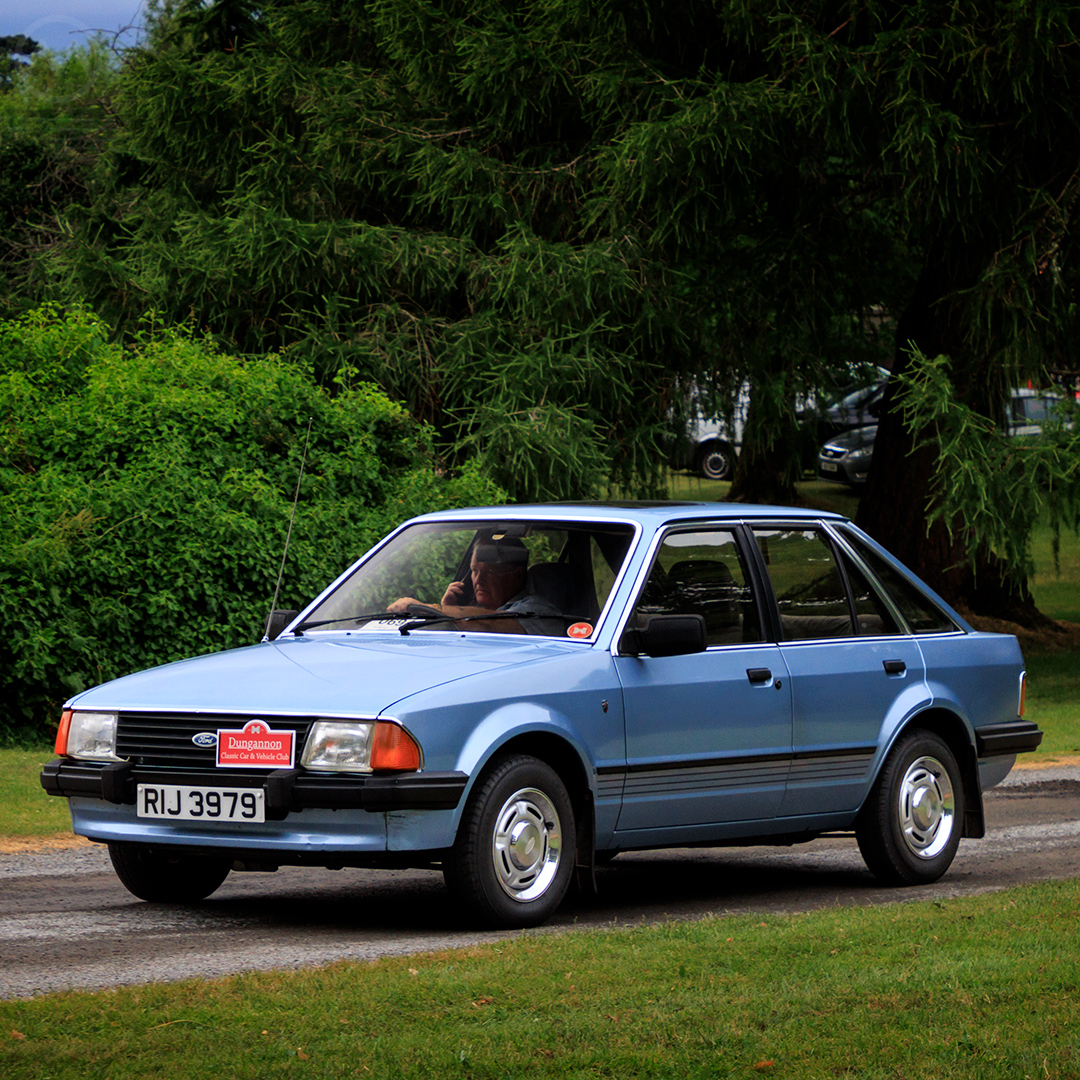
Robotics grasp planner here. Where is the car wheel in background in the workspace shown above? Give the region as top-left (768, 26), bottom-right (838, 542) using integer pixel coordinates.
top-left (696, 442), bottom-right (736, 481)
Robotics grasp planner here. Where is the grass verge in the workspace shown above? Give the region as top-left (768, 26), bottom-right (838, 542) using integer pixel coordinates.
top-left (3, 880), bottom-right (1080, 1078)
top-left (0, 748), bottom-right (73, 843)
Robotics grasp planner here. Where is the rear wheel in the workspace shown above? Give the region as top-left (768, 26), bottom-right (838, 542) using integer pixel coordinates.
top-left (856, 730), bottom-right (964, 885)
top-left (697, 442), bottom-right (735, 481)
top-left (108, 843), bottom-right (232, 902)
top-left (445, 755), bottom-right (575, 928)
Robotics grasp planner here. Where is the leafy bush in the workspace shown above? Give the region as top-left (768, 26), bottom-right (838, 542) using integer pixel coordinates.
top-left (0, 306), bottom-right (503, 738)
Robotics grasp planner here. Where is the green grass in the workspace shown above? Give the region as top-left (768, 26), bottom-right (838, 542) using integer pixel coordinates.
top-left (1030, 513), bottom-right (1080, 624)
top-left (3, 881), bottom-right (1080, 1078)
top-left (0, 747), bottom-right (72, 839)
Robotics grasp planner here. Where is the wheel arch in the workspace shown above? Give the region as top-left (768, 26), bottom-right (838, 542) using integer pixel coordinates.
top-left (883, 707), bottom-right (984, 839)
top-left (468, 730), bottom-right (596, 874)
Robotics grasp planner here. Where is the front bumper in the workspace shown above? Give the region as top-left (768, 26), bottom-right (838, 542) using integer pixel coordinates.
top-left (40, 758), bottom-right (468, 816)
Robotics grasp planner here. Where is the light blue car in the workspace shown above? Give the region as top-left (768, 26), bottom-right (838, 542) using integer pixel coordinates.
top-left (42, 503), bottom-right (1041, 928)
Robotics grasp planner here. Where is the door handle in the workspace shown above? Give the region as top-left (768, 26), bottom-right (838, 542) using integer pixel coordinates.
top-left (746, 667), bottom-right (773, 684)
top-left (883, 660), bottom-right (906, 676)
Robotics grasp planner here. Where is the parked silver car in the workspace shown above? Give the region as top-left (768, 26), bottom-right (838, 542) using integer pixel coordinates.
top-left (818, 388), bottom-right (1075, 487)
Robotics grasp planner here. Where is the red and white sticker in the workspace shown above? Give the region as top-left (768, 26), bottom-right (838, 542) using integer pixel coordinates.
top-left (567, 622), bottom-right (594, 639)
top-left (216, 719), bottom-right (295, 769)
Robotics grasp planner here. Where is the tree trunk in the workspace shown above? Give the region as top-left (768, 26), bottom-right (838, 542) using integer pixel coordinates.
top-left (855, 258), bottom-right (1052, 628)
top-left (728, 367), bottom-right (801, 505)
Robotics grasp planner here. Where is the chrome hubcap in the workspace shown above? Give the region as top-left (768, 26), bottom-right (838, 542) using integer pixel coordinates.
top-left (491, 787), bottom-right (562, 902)
top-left (898, 755), bottom-right (955, 859)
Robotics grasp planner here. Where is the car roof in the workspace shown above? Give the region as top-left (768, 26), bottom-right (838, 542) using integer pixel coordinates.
top-left (408, 502), bottom-right (846, 526)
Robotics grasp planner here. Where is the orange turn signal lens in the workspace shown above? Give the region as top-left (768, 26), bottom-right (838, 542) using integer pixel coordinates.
top-left (1018, 671), bottom-right (1027, 717)
top-left (54, 709), bottom-right (73, 755)
top-left (370, 722), bottom-right (421, 771)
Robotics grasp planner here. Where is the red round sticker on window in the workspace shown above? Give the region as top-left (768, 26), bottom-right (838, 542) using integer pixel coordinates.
top-left (567, 622), bottom-right (593, 639)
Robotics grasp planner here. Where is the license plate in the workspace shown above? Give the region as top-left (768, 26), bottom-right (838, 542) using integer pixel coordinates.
top-left (820, 460), bottom-right (838, 472)
top-left (137, 784), bottom-right (265, 823)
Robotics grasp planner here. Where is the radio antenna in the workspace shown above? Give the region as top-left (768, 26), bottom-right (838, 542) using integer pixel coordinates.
top-left (264, 417), bottom-right (313, 639)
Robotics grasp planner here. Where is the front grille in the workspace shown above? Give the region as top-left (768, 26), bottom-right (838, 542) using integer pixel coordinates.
top-left (116, 712), bottom-right (315, 769)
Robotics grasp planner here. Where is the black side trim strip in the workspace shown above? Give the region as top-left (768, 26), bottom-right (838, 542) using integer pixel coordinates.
top-left (620, 751), bottom-right (790, 774)
top-left (599, 744), bottom-right (877, 777)
top-left (975, 721), bottom-right (1044, 757)
top-left (791, 745), bottom-right (877, 762)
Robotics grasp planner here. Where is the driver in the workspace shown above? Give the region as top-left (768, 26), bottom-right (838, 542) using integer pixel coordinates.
top-left (388, 535), bottom-right (563, 633)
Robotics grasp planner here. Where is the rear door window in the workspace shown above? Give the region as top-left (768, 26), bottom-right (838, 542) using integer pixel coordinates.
top-left (835, 528), bottom-right (959, 634)
top-left (751, 527), bottom-right (902, 639)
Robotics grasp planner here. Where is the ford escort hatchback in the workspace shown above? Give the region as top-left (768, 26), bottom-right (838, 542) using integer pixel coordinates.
top-left (42, 503), bottom-right (1041, 928)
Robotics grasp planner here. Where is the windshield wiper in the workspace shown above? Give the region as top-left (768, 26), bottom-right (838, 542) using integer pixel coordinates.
top-left (291, 612), bottom-right (408, 634)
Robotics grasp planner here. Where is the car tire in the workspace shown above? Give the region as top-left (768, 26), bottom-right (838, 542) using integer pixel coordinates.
top-left (697, 442), bottom-right (735, 481)
top-left (108, 843), bottom-right (232, 902)
top-left (856, 730), bottom-right (965, 886)
top-left (444, 755), bottom-right (576, 929)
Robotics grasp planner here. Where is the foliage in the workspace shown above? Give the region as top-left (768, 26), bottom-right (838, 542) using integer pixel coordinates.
top-left (36, 0), bottom-right (713, 501)
top-left (43, 0), bottom-right (905, 502)
top-left (14, 1), bottom-right (1080, 610)
top-left (0, 306), bottom-right (502, 737)
top-left (0, 42), bottom-right (118, 312)
top-left (896, 350), bottom-right (1080, 585)
top-left (0, 35), bottom-right (40, 93)
top-left (759, 0), bottom-right (1080, 608)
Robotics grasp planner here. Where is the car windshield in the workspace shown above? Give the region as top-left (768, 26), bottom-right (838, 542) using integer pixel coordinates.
top-left (297, 518), bottom-right (637, 638)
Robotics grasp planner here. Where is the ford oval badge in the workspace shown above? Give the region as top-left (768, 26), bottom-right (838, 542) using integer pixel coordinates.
top-left (192, 732), bottom-right (218, 748)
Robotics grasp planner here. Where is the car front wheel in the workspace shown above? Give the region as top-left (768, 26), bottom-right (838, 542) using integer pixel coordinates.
top-left (444, 755), bottom-right (576, 928)
top-left (856, 730), bottom-right (965, 885)
top-left (108, 843), bottom-right (232, 902)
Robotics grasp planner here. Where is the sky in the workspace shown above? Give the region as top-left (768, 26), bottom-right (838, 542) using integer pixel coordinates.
top-left (0, 1), bottom-right (149, 54)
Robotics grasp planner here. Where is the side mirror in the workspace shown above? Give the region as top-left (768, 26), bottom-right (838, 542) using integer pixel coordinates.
top-left (620, 614), bottom-right (707, 657)
top-left (264, 609), bottom-right (299, 641)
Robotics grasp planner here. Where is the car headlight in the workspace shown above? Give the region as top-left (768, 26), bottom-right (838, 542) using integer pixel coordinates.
top-left (301, 720), bottom-right (421, 773)
top-left (59, 710), bottom-right (122, 761)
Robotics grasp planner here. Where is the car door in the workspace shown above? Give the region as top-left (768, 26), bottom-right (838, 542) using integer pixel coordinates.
top-left (613, 526), bottom-right (792, 838)
top-left (748, 524), bottom-right (925, 819)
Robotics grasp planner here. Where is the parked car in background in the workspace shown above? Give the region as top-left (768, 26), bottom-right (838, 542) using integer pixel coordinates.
top-left (672, 365), bottom-right (889, 481)
top-left (798, 365), bottom-right (891, 445)
top-left (818, 424), bottom-right (877, 485)
top-left (818, 387), bottom-right (1075, 487)
top-left (42, 503), bottom-right (1040, 928)
top-left (1008, 387), bottom-right (1074, 436)
top-left (669, 384), bottom-right (749, 480)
